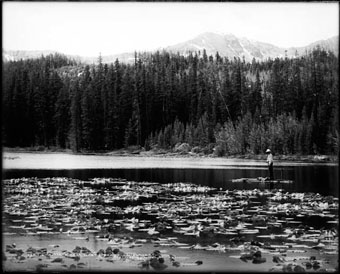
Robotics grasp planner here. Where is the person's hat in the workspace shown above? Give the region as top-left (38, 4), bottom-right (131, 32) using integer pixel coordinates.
top-left (266, 149), bottom-right (271, 153)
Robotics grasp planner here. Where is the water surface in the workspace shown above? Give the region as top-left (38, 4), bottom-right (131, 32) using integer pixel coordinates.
top-left (3, 165), bottom-right (338, 197)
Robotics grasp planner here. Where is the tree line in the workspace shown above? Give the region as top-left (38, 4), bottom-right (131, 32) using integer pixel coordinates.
top-left (2, 48), bottom-right (338, 155)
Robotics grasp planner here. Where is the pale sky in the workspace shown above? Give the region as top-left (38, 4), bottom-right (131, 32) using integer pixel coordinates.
top-left (2, 2), bottom-right (339, 57)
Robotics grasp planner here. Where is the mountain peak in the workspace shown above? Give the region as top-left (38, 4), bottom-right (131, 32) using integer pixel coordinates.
top-left (165, 32), bottom-right (280, 60)
top-left (165, 32), bottom-right (338, 61)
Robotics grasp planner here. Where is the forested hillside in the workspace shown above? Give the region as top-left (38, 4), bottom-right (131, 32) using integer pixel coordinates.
top-left (2, 48), bottom-right (338, 156)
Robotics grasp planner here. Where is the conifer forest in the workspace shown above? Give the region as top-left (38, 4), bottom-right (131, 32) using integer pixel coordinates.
top-left (2, 48), bottom-right (339, 156)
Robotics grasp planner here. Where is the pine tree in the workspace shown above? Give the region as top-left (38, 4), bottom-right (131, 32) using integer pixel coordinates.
top-left (69, 79), bottom-right (82, 152)
top-left (55, 77), bottom-right (71, 148)
top-left (80, 66), bottom-right (93, 150)
top-left (228, 59), bottom-right (242, 121)
top-left (251, 70), bottom-right (262, 115)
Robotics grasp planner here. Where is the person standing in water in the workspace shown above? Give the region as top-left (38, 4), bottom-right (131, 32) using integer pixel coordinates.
top-left (266, 149), bottom-right (274, 180)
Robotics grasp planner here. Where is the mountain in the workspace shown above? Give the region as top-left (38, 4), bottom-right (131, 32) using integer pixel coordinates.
top-left (2, 49), bottom-right (134, 64)
top-left (3, 33), bottom-right (338, 64)
top-left (165, 32), bottom-right (339, 61)
top-left (2, 50), bottom-right (85, 63)
top-left (3, 50), bottom-right (59, 62)
top-left (165, 32), bottom-right (284, 60)
top-left (286, 35), bottom-right (338, 57)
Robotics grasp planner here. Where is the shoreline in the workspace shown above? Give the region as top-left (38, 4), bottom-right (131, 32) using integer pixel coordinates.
top-left (3, 147), bottom-right (338, 164)
top-left (3, 152), bottom-right (338, 171)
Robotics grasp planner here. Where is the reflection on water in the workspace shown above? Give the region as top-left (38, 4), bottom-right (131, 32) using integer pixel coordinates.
top-left (3, 165), bottom-right (338, 197)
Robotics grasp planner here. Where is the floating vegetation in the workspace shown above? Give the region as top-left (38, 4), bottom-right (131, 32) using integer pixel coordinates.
top-left (2, 177), bottom-right (338, 272)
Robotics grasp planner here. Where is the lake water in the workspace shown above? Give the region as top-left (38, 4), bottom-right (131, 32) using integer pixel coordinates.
top-left (2, 153), bottom-right (339, 272)
top-left (3, 165), bottom-right (338, 197)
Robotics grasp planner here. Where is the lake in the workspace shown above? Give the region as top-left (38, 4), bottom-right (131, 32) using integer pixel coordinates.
top-left (2, 152), bottom-right (338, 197)
top-left (2, 152), bottom-right (339, 272)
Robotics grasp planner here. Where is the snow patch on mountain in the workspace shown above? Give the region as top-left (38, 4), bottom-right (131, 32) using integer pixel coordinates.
top-left (239, 41), bottom-right (252, 58)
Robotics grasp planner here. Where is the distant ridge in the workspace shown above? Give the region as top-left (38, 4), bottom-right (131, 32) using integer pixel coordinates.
top-left (3, 33), bottom-right (338, 64)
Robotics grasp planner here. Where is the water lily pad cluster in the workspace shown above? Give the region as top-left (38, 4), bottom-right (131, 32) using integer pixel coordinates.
top-left (3, 177), bottom-right (339, 272)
